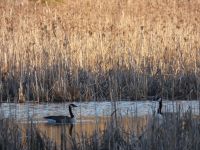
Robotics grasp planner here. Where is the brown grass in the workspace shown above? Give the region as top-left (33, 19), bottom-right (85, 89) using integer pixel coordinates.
top-left (0, 0), bottom-right (200, 102)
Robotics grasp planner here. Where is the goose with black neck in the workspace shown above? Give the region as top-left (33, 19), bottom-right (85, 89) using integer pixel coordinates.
top-left (44, 104), bottom-right (78, 124)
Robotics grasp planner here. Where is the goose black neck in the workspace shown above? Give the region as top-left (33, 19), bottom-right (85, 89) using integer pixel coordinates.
top-left (157, 99), bottom-right (162, 114)
top-left (69, 105), bottom-right (74, 118)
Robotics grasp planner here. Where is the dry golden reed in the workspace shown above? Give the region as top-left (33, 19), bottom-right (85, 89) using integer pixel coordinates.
top-left (0, 0), bottom-right (200, 102)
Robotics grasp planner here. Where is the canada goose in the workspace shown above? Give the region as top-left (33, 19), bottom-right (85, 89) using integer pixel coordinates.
top-left (156, 97), bottom-right (180, 119)
top-left (44, 104), bottom-right (78, 124)
top-left (139, 97), bottom-right (163, 139)
top-left (157, 97), bottom-right (162, 115)
top-left (150, 97), bottom-right (163, 125)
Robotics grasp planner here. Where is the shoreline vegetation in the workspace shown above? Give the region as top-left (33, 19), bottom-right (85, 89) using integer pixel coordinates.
top-left (0, 0), bottom-right (200, 102)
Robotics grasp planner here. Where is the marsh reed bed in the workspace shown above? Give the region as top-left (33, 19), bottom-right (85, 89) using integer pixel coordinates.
top-left (0, 0), bottom-right (200, 102)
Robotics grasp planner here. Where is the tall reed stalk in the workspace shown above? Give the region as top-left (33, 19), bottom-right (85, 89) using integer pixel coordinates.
top-left (0, 0), bottom-right (199, 102)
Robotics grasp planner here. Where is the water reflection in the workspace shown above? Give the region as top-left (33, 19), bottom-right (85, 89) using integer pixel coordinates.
top-left (28, 116), bottom-right (148, 146)
top-left (1, 101), bottom-right (200, 147)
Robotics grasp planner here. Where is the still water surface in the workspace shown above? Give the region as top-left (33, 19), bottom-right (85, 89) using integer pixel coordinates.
top-left (0, 100), bottom-right (199, 121)
top-left (0, 100), bottom-right (199, 145)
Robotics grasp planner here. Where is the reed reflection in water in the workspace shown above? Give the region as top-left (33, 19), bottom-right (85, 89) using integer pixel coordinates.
top-left (1, 101), bottom-right (200, 150)
top-left (27, 116), bottom-right (148, 146)
top-left (17, 116), bottom-right (148, 146)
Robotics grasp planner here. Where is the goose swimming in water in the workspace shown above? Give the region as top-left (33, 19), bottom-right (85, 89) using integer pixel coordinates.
top-left (156, 97), bottom-right (178, 117)
top-left (147, 97), bottom-right (164, 124)
top-left (139, 97), bottom-right (163, 139)
top-left (155, 97), bottom-right (164, 124)
top-left (44, 104), bottom-right (78, 124)
top-left (157, 97), bottom-right (162, 115)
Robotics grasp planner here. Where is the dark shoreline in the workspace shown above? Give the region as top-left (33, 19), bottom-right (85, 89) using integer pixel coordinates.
top-left (0, 99), bottom-right (199, 104)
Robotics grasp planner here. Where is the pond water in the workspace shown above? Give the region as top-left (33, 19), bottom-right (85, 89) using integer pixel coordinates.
top-left (0, 100), bottom-right (199, 121)
top-left (0, 100), bottom-right (199, 146)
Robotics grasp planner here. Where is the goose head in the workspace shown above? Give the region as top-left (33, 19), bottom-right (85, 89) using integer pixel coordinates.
top-left (69, 104), bottom-right (78, 107)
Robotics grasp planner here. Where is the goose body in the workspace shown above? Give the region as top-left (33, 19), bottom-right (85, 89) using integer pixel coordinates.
top-left (44, 115), bottom-right (76, 124)
top-left (44, 104), bottom-right (78, 124)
